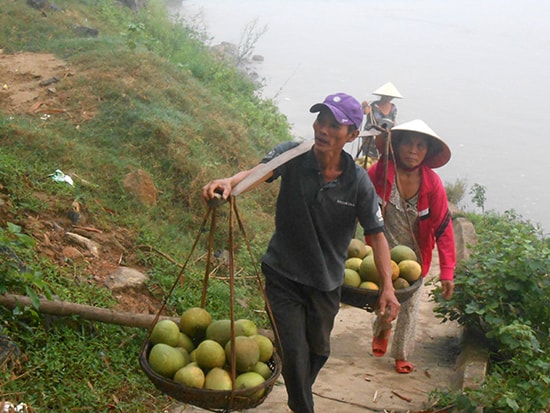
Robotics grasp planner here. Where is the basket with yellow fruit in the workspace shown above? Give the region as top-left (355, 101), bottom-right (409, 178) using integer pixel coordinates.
top-left (341, 238), bottom-right (422, 311)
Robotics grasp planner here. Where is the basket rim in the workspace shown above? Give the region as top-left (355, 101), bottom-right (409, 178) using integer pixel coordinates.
top-left (341, 276), bottom-right (421, 297)
top-left (340, 277), bottom-right (422, 311)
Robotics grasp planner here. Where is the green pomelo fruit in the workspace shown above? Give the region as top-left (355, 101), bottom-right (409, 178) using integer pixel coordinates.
top-left (148, 343), bottom-right (186, 378)
top-left (195, 339), bottom-right (226, 370)
top-left (251, 334), bottom-right (274, 362)
top-left (347, 238), bottom-right (370, 259)
top-left (177, 332), bottom-right (195, 353)
top-left (253, 361), bottom-right (272, 380)
top-left (359, 281), bottom-right (379, 291)
top-left (235, 319), bottom-right (258, 337)
top-left (390, 245), bottom-right (417, 263)
top-left (204, 367), bottom-right (232, 391)
top-left (343, 268), bottom-right (361, 287)
top-left (175, 347), bottom-right (191, 366)
top-left (393, 277), bottom-right (410, 290)
top-left (345, 257), bottom-right (363, 272)
top-left (398, 260), bottom-right (422, 283)
top-left (173, 364), bottom-right (205, 388)
top-left (365, 245), bottom-right (373, 257)
top-left (180, 307), bottom-right (212, 339)
top-left (225, 336), bottom-right (260, 373)
top-left (359, 255), bottom-right (379, 283)
top-left (206, 319), bottom-right (232, 347)
top-left (150, 319), bottom-right (180, 347)
top-left (189, 349), bottom-right (197, 362)
top-left (235, 371), bottom-right (266, 400)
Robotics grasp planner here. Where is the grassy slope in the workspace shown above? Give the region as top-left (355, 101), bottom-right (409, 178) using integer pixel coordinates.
top-left (0, 0), bottom-right (291, 410)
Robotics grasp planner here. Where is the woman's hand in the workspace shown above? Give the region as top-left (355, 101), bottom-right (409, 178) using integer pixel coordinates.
top-left (440, 280), bottom-right (454, 300)
top-left (366, 232), bottom-right (401, 321)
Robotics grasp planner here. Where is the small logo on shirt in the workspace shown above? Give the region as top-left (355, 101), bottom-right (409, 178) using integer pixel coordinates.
top-left (376, 208), bottom-right (384, 223)
top-left (336, 200), bottom-right (355, 207)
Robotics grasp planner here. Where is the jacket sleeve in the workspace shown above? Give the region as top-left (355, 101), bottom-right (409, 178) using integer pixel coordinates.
top-left (368, 159), bottom-right (392, 202)
top-left (429, 174), bottom-right (456, 281)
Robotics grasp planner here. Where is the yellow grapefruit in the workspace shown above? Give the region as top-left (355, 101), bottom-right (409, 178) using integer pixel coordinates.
top-left (253, 361), bottom-right (272, 380)
top-left (251, 334), bottom-right (274, 362)
top-left (177, 332), bottom-right (195, 353)
top-left (359, 281), bottom-right (379, 291)
top-left (235, 319), bottom-right (258, 337)
top-left (359, 255), bottom-right (379, 283)
top-left (343, 268), bottom-right (361, 287)
top-left (150, 319), bottom-right (180, 347)
top-left (235, 371), bottom-right (266, 400)
top-left (206, 319), bottom-right (232, 347)
top-left (390, 245), bottom-right (417, 263)
top-left (180, 307), bottom-right (212, 340)
top-left (195, 339), bottom-right (226, 370)
top-left (391, 260), bottom-right (400, 280)
top-left (173, 364), bottom-right (205, 388)
top-left (148, 343), bottom-right (186, 378)
top-left (393, 277), bottom-right (410, 290)
top-left (398, 260), bottom-right (422, 283)
top-left (345, 257), bottom-right (363, 272)
top-left (225, 336), bottom-right (260, 373)
top-left (204, 367), bottom-right (232, 391)
top-left (347, 238), bottom-right (370, 259)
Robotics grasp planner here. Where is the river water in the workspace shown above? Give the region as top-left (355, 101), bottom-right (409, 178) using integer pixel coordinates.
top-left (166, 0), bottom-right (550, 233)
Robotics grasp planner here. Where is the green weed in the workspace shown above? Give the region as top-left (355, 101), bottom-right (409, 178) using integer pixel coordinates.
top-left (0, 0), bottom-right (287, 410)
top-left (433, 211), bottom-right (550, 412)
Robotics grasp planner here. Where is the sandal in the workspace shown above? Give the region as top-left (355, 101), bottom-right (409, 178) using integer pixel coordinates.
top-left (395, 360), bottom-right (414, 374)
top-left (372, 329), bottom-right (391, 357)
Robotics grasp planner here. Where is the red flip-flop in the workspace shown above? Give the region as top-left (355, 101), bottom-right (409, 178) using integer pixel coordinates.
top-left (372, 330), bottom-right (391, 357)
top-left (395, 360), bottom-right (414, 374)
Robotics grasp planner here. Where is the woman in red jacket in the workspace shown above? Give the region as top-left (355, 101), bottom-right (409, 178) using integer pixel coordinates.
top-left (367, 119), bottom-right (455, 374)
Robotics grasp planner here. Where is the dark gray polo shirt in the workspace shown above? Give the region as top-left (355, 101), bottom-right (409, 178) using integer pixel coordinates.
top-left (260, 141), bottom-right (384, 291)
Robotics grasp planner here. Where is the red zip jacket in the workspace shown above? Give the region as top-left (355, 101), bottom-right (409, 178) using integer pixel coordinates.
top-left (368, 160), bottom-right (455, 281)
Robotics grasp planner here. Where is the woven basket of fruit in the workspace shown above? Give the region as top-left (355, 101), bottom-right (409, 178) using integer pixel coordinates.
top-left (139, 199), bottom-right (282, 412)
top-left (139, 308), bottom-right (283, 412)
top-left (139, 338), bottom-right (282, 412)
top-left (340, 277), bottom-right (422, 311)
top-left (341, 240), bottom-right (423, 312)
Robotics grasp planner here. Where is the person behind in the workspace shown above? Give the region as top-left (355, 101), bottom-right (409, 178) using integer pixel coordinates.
top-left (367, 119), bottom-right (455, 374)
top-left (202, 93), bottom-right (401, 413)
top-left (360, 82), bottom-right (403, 158)
top-left (364, 81), bottom-right (403, 131)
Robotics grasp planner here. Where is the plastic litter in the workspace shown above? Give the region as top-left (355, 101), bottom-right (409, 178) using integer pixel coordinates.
top-left (49, 169), bottom-right (74, 186)
top-left (2, 402), bottom-right (30, 413)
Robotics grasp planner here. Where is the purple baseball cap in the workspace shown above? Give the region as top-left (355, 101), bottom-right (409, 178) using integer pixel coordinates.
top-left (310, 93), bottom-right (364, 129)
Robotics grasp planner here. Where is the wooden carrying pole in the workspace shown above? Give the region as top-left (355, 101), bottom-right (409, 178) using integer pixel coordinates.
top-left (0, 294), bottom-right (179, 329)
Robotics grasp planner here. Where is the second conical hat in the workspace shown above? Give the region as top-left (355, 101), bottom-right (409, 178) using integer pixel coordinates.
top-left (375, 119), bottom-right (451, 168)
top-left (372, 82), bottom-right (403, 99)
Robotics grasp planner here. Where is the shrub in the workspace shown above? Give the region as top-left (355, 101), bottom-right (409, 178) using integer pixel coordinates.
top-left (444, 177), bottom-right (467, 207)
top-left (433, 211), bottom-right (550, 412)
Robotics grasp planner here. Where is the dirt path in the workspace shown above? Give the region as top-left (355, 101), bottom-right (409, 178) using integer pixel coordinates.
top-left (176, 251), bottom-right (462, 413)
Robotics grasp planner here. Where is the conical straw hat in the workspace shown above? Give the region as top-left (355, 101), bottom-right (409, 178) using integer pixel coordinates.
top-left (375, 119), bottom-right (451, 168)
top-left (372, 82), bottom-right (403, 99)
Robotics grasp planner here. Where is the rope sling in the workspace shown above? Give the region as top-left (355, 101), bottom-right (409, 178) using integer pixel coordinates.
top-left (139, 196), bottom-right (282, 412)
